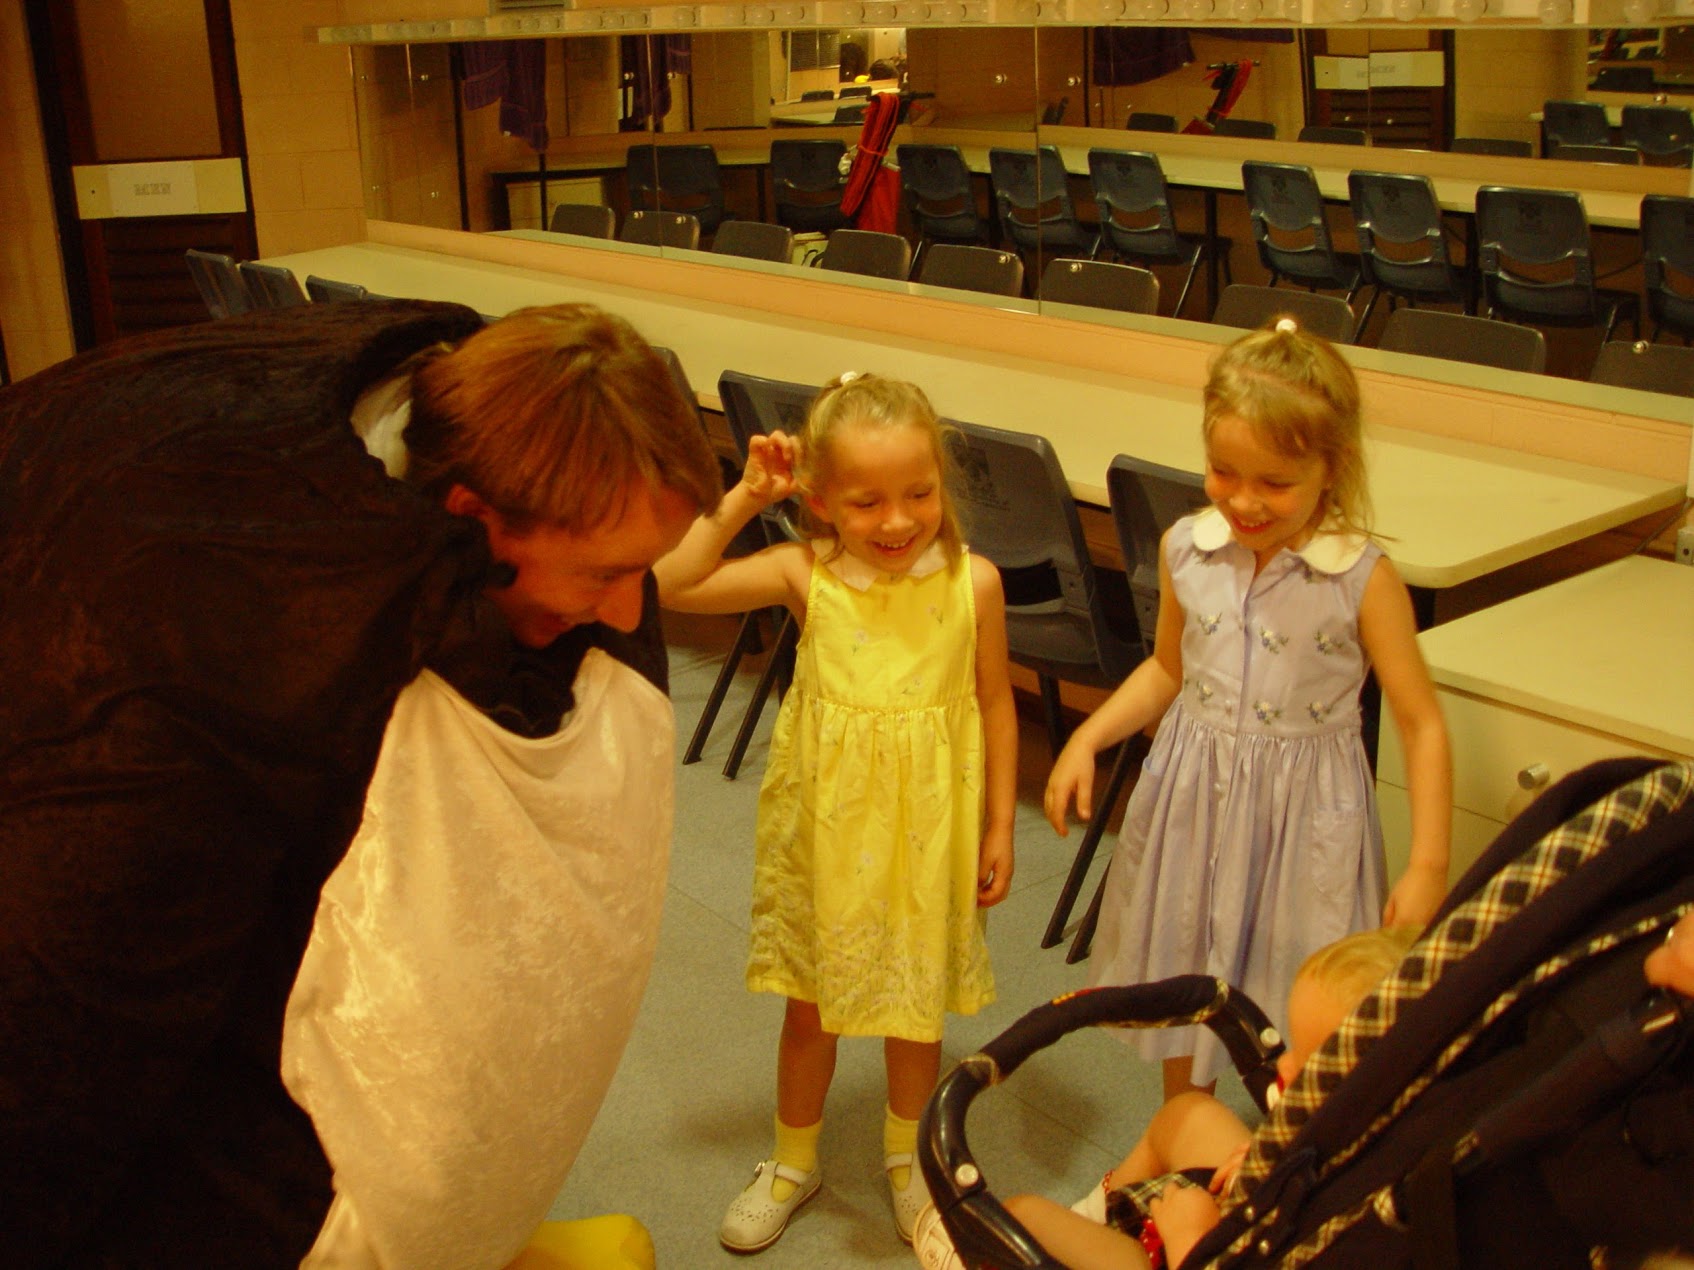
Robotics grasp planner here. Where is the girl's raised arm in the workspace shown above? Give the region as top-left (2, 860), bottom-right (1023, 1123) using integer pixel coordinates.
top-left (1043, 529), bottom-right (1186, 837)
top-left (654, 432), bottom-right (811, 617)
top-left (1359, 558), bottom-right (1452, 929)
top-left (971, 554), bottom-right (1017, 908)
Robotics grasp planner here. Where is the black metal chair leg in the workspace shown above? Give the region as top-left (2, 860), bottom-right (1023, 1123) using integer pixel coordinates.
top-left (1067, 858), bottom-right (1111, 964)
top-left (723, 614), bottom-right (798, 780)
top-left (683, 609), bottom-right (765, 765)
top-left (1038, 673), bottom-right (1067, 755)
top-left (1040, 735), bottom-right (1139, 948)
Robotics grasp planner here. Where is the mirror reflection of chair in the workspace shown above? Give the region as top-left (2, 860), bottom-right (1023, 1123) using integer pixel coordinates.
top-left (619, 210), bottom-right (701, 250)
top-left (305, 275), bottom-right (369, 303)
top-left (1474, 185), bottom-right (1639, 348)
top-left (817, 228), bottom-right (911, 280)
top-left (547, 202), bottom-right (616, 238)
top-left (1542, 99), bottom-right (1612, 151)
top-left (1210, 283), bottom-right (1357, 344)
top-left (1088, 148), bottom-right (1224, 319)
top-left (711, 220), bottom-right (794, 263)
top-left (185, 249), bottom-right (253, 319)
top-left (1051, 453), bottom-right (1210, 963)
top-left (1450, 137), bottom-right (1533, 157)
top-left (769, 138), bottom-right (850, 234)
top-left (988, 145), bottom-right (1098, 271)
top-left (1377, 309), bottom-right (1547, 374)
top-left (1587, 340), bottom-right (1694, 397)
top-left (945, 419), bottom-right (1138, 776)
top-left (896, 143), bottom-right (992, 269)
top-left (838, 84), bottom-right (873, 99)
top-left (1039, 259), bottom-right (1160, 316)
top-left (1125, 111), bottom-right (1178, 133)
top-left (1213, 118), bottom-right (1276, 140)
top-left (1041, 97), bottom-right (1069, 125)
top-left (1549, 143), bottom-right (1641, 165)
top-left (1297, 125), bottom-right (1367, 146)
top-left (799, 88), bottom-right (835, 102)
top-left (831, 102), bottom-right (868, 125)
top-left (1619, 105), bottom-right (1694, 168)
top-left (914, 243), bottom-right (1024, 298)
top-left (625, 143), bottom-right (727, 237)
top-left (1240, 160), bottom-right (1364, 306)
top-left (1347, 170), bottom-right (1470, 338)
top-left (1641, 194), bottom-right (1694, 343)
top-left (237, 261), bottom-right (309, 309)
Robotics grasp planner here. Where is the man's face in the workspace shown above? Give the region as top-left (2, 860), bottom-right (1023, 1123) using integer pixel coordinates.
top-left (448, 481), bottom-right (696, 648)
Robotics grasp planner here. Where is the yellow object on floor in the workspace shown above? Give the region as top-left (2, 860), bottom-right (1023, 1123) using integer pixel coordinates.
top-left (507, 1215), bottom-right (656, 1270)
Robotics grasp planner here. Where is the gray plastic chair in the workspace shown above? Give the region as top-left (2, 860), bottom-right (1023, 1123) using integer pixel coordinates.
top-left (945, 419), bottom-right (1137, 767)
top-left (1550, 143), bottom-right (1642, 166)
top-left (1475, 186), bottom-right (1638, 342)
top-left (1348, 170), bottom-right (1469, 335)
top-left (237, 261), bottom-right (308, 309)
top-left (988, 145), bottom-right (1098, 263)
top-left (185, 249), bottom-right (252, 319)
top-left (1211, 283), bottom-right (1357, 344)
top-left (619, 210), bottom-right (701, 250)
top-left (770, 138), bottom-right (850, 234)
top-left (305, 275), bottom-right (370, 303)
top-left (1542, 100), bottom-right (1611, 150)
top-left (914, 243), bottom-right (1024, 298)
top-left (1214, 118), bottom-right (1277, 140)
top-left (1241, 160), bottom-right (1363, 303)
top-left (1039, 258), bottom-right (1160, 316)
top-left (817, 228), bottom-right (911, 280)
top-left (1378, 309), bottom-right (1547, 374)
top-left (1088, 148), bottom-right (1223, 319)
top-left (1047, 454), bottom-right (1210, 961)
top-left (1587, 341), bottom-right (1694, 397)
top-left (897, 144), bottom-right (992, 259)
top-left (1450, 137), bottom-right (1533, 158)
top-left (1641, 194), bottom-right (1694, 343)
top-left (1620, 105), bottom-right (1694, 168)
top-left (548, 203), bottom-right (617, 238)
top-left (625, 143), bottom-right (727, 236)
top-left (711, 220), bottom-right (794, 263)
top-left (1126, 111), bottom-right (1178, 133)
top-left (1298, 125), bottom-right (1367, 146)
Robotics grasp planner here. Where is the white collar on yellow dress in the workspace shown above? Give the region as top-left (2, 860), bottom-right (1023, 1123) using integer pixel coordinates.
top-left (1189, 506), bottom-right (1371, 575)
top-left (818, 539), bottom-right (951, 592)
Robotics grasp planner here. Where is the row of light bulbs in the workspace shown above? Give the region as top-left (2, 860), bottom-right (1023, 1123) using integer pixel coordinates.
top-left (317, 0), bottom-right (1686, 39)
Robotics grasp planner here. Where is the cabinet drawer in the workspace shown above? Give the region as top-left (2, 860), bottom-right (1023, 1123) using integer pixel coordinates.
top-left (1380, 687), bottom-right (1669, 824)
top-left (1376, 780), bottom-right (1501, 886)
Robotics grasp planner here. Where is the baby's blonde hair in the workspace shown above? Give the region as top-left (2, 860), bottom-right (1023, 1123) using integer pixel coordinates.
top-left (794, 372), bottom-right (965, 562)
top-left (1297, 924), bottom-right (1421, 1014)
top-left (1203, 320), bottom-right (1373, 540)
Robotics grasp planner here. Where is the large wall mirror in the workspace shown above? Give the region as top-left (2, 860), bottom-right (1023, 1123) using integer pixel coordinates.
top-left (348, 23), bottom-right (1693, 410)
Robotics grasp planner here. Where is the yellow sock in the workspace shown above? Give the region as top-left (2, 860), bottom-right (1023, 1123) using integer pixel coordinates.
top-left (508, 1214), bottom-right (654, 1270)
top-left (884, 1105), bottom-right (919, 1191)
top-left (771, 1114), bottom-right (821, 1202)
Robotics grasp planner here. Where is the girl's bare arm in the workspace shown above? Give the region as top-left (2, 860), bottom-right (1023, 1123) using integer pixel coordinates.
top-left (971, 553), bottom-right (1017, 907)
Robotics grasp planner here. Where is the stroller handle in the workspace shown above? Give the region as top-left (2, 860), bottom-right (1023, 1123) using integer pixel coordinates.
top-left (919, 975), bottom-right (1285, 1270)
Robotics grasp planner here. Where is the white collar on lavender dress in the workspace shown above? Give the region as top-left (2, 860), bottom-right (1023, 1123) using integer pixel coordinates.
top-left (1189, 506), bottom-right (1371, 575)
top-left (818, 539), bottom-right (951, 591)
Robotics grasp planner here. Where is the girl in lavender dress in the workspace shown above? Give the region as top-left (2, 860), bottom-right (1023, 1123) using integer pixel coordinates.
top-left (1045, 319), bottom-right (1453, 1101)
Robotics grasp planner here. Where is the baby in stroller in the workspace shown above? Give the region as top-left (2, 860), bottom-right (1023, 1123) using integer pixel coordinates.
top-left (916, 926), bottom-right (1418, 1270)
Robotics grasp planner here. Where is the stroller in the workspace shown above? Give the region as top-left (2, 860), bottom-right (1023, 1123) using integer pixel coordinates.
top-left (920, 757), bottom-right (1694, 1269)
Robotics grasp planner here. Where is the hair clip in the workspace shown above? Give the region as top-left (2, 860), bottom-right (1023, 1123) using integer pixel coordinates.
top-left (1274, 317), bottom-right (1299, 334)
top-left (839, 370), bottom-right (862, 384)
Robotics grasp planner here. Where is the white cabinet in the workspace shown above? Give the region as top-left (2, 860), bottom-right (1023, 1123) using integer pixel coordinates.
top-left (503, 176), bottom-right (608, 232)
top-left (1377, 557), bottom-right (1694, 886)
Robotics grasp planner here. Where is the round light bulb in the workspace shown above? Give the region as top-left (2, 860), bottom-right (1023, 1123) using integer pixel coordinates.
top-left (1453, 0), bottom-right (1485, 18)
top-left (1232, 0), bottom-right (1263, 17)
top-left (1621, 0), bottom-right (1659, 22)
top-left (1333, 0), bottom-right (1366, 18)
top-left (1537, 0), bottom-right (1572, 22)
top-left (1391, 0), bottom-right (1423, 19)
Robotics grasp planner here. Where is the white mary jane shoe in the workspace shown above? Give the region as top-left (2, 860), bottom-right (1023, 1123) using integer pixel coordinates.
top-left (885, 1152), bottom-right (930, 1244)
top-left (912, 1202), bottom-right (967, 1269)
top-left (719, 1159), bottom-right (821, 1254)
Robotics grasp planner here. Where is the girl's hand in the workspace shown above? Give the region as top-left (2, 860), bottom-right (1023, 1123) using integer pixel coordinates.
top-left (977, 824), bottom-right (1014, 908)
top-left (1043, 733), bottom-right (1099, 836)
top-left (1383, 862), bottom-right (1446, 930)
top-left (1148, 1183), bottom-right (1221, 1267)
top-left (1209, 1142), bottom-right (1250, 1196)
top-left (743, 432), bottom-right (801, 507)
top-left (1646, 912), bottom-right (1694, 998)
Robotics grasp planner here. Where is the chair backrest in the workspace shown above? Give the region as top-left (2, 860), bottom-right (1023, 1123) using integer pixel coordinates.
top-left (619, 210), bottom-right (702, 250)
top-left (185, 249), bottom-right (253, 319)
top-left (1449, 136), bottom-right (1533, 157)
top-left (1106, 454), bottom-right (1210, 657)
top-left (800, 88), bottom-right (835, 102)
top-left (1087, 148), bottom-right (1183, 263)
top-left (711, 219), bottom-right (795, 263)
top-left (625, 143), bottom-right (726, 233)
top-left (1640, 194), bottom-right (1694, 340)
top-left (237, 261), bottom-right (308, 309)
top-left (769, 138), bottom-right (850, 233)
top-left (947, 419), bottom-right (1136, 687)
top-left (1590, 65), bottom-right (1656, 93)
top-left (987, 145), bottom-right (1092, 255)
top-left (1041, 96), bottom-right (1069, 125)
top-left (915, 243), bottom-right (1024, 297)
top-left (1039, 258), bottom-right (1160, 315)
top-left (1240, 160), bottom-right (1346, 287)
top-left (1126, 110), bottom-right (1178, 133)
top-left (1475, 185), bottom-right (1598, 321)
top-left (1620, 105), bottom-right (1694, 165)
top-left (831, 102), bottom-right (868, 125)
top-left (1543, 99), bottom-right (1612, 148)
top-left (1297, 125), bottom-right (1367, 146)
top-left (305, 275), bottom-right (370, 303)
top-left (1587, 340), bottom-right (1694, 397)
top-left (1210, 283), bottom-right (1357, 344)
top-left (1347, 170), bottom-right (1461, 303)
top-left (1550, 143), bottom-right (1642, 165)
top-left (895, 144), bottom-right (988, 246)
top-left (1214, 117), bottom-right (1277, 140)
top-left (839, 84), bottom-right (873, 98)
top-left (817, 228), bottom-right (911, 280)
top-left (548, 202), bottom-right (617, 238)
top-left (717, 370), bottom-right (818, 547)
top-left (1377, 309), bottom-right (1547, 374)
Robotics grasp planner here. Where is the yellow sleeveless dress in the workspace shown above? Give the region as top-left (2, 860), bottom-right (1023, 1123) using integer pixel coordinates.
top-left (747, 545), bottom-right (996, 1042)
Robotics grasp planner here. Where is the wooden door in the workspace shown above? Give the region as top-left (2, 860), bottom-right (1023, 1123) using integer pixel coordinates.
top-left (1307, 29), bottom-right (1453, 151)
top-left (27, 0), bottom-right (254, 345)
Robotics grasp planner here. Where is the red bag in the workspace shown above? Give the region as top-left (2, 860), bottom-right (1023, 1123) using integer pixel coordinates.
top-left (842, 92), bottom-right (903, 231)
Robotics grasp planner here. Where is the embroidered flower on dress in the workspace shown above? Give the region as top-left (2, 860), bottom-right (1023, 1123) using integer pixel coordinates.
top-left (1198, 613), bottom-right (1222, 635)
top-left (1258, 626), bottom-right (1288, 653)
top-left (1187, 677), bottom-right (1214, 705)
top-left (1314, 631), bottom-right (1345, 655)
top-left (1253, 700), bottom-right (1282, 724)
top-left (1307, 702), bottom-right (1329, 723)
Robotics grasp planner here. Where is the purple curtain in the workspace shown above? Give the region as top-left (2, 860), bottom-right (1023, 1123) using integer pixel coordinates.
top-left (461, 41), bottom-right (548, 152)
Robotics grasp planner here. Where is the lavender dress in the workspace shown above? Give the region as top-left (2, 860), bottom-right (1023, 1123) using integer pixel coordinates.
top-left (1089, 508), bottom-right (1387, 1084)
